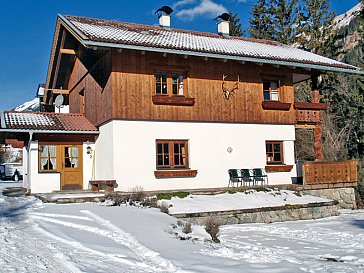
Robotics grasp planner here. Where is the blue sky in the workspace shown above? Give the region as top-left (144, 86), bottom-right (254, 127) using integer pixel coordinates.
top-left (0, 0), bottom-right (360, 110)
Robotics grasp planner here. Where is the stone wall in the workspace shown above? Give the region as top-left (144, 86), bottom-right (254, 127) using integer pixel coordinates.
top-left (171, 201), bottom-right (339, 226)
top-left (303, 187), bottom-right (356, 209)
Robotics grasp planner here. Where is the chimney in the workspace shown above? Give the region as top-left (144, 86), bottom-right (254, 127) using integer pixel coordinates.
top-left (159, 14), bottom-right (170, 29)
top-left (218, 20), bottom-right (230, 37)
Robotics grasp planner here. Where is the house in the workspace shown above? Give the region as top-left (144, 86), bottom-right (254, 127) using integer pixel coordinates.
top-left (0, 11), bottom-right (361, 193)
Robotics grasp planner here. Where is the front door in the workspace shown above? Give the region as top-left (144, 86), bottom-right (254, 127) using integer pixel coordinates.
top-left (60, 145), bottom-right (83, 190)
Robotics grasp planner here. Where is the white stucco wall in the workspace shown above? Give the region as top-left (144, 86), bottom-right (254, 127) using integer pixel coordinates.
top-left (83, 142), bottom-right (95, 189)
top-left (28, 141), bottom-right (60, 193)
top-left (95, 120), bottom-right (297, 191)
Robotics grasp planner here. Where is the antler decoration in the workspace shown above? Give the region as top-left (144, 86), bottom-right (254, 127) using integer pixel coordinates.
top-left (222, 75), bottom-right (239, 100)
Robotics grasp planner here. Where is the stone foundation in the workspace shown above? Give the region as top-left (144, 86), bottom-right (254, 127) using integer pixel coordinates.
top-left (303, 187), bottom-right (356, 209)
top-left (171, 201), bottom-right (339, 226)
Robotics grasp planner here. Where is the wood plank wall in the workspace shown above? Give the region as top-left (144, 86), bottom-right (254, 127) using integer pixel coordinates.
top-left (68, 48), bottom-right (297, 126)
top-left (111, 49), bottom-right (296, 124)
top-left (68, 58), bottom-right (113, 126)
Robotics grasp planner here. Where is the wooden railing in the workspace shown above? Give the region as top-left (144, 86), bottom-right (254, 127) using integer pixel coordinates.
top-left (294, 102), bottom-right (328, 124)
top-left (302, 160), bottom-right (358, 185)
top-left (296, 109), bottom-right (322, 123)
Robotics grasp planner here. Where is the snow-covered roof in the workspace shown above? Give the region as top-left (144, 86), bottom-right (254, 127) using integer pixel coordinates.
top-left (59, 15), bottom-right (361, 74)
top-left (0, 111), bottom-right (98, 134)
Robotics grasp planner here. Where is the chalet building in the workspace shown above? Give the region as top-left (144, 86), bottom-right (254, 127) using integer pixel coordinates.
top-left (0, 12), bottom-right (361, 193)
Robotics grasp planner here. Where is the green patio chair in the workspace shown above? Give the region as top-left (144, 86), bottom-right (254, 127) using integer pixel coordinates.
top-left (228, 169), bottom-right (242, 187)
top-left (253, 168), bottom-right (268, 185)
top-left (240, 169), bottom-right (253, 186)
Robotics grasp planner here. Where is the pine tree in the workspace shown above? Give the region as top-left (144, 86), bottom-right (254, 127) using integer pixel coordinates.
top-left (229, 11), bottom-right (245, 37)
top-left (271, 0), bottom-right (298, 44)
top-left (294, 0), bottom-right (335, 54)
top-left (248, 0), bottom-right (275, 40)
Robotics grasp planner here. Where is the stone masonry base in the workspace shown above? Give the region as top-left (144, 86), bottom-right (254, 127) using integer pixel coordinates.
top-left (171, 201), bottom-right (339, 226)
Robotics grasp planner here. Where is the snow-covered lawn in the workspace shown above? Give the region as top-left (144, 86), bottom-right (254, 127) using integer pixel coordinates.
top-left (1, 182), bottom-right (364, 273)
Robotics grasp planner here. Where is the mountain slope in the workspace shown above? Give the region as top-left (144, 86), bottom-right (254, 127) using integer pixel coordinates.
top-left (14, 98), bottom-right (40, 112)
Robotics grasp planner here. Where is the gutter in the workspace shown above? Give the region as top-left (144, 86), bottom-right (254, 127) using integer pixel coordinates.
top-left (0, 129), bottom-right (99, 135)
top-left (25, 131), bottom-right (33, 193)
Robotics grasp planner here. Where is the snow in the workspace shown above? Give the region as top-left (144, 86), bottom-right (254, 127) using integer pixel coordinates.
top-left (1, 182), bottom-right (364, 272)
top-left (334, 3), bottom-right (363, 30)
top-left (14, 98), bottom-right (39, 112)
top-left (161, 190), bottom-right (331, 214)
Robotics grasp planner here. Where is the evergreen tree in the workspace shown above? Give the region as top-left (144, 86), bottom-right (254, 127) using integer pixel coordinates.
top-left (295, 0), bottom-right (335, 54)
top-left (248, 0), bottom-right (275, 40)
top-left (271, 0), bottom-right (298, 44)
top-left (229, 11), bottom-right (245, 37)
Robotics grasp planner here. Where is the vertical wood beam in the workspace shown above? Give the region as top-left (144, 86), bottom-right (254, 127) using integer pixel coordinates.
top-left (311, 73), bottom-right (323, 160)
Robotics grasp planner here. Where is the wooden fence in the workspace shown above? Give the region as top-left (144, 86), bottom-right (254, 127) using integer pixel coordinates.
top-left (302, 160), bottom-right (358, 185)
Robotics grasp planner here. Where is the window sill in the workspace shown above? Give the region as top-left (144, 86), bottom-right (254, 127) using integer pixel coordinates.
top-left (262, 101), bottom-right (291, 111)
top-left (152, 95), bottom-right (195, 106)
top-left (265, 165), bottom-right (293, 172)
top-left (154, 169), bottom-right (198, 178)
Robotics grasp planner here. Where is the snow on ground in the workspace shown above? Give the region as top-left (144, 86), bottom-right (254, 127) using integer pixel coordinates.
top-left (161, 190), bottom-right (331, 214)
top-left (1, 182), bottom-right (364, 272)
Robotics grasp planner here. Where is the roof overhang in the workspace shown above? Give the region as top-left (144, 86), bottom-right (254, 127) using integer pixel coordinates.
top-left (56, 14), bottom-right (363, 76)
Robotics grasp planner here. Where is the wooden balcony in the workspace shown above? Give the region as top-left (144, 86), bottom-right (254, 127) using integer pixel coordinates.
top-left (302, 160), bottom-right (358, 187)
top-left (294, 102), bottom-right (328, 124)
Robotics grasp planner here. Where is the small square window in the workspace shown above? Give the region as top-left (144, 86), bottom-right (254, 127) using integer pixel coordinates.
top-left (266, 141), bottom-right (283, 164)
top-left (263, 81), bottom-right (280, 101)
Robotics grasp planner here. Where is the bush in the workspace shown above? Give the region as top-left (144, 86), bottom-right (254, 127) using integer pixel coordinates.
top-left (128, 186), bottom-right (146, 202)
top-left (204, 217), bottom-right (221, 243)
top-left (182, 222), bottom-right (192, 234)
top-left (355, 182), bottom-right (364, 208)
top-left (159, 202), bottom-right (170, 214)
top-left (156, 191), bottom-right (190, 200)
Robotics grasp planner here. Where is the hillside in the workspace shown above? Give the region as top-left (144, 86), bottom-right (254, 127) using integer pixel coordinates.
top-left (331, 3), bottom-right (363, 66)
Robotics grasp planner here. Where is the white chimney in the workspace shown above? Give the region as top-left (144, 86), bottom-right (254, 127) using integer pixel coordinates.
top-left (159, 14), bottom-right (170, 29)
top-left (218, 20), bottom-right (230, 37)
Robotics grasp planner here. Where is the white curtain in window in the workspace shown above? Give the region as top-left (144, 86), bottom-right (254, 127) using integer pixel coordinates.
top-left (49, 145), bottom-right (56, 170)
top-left (40, 146), bottom-right (48, 170)
top-left (71, 146), bottom-right (78, 168)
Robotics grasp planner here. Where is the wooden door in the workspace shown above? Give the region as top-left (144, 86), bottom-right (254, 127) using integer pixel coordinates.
top-left (60, 145), bottom-right (83, 190)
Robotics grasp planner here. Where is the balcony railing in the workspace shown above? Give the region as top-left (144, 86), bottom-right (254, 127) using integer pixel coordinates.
top-left (302, 160), bottom-right (358, 186)
top-left (294, 102), bottom-right (328, 124)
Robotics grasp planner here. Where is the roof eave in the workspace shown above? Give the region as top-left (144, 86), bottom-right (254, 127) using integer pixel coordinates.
top-left (81, 40), bottom-right (363, 75)
top-left (0, 129), bottom-right (99, 135)
top-left (58, 14), bottom-right (363, 76)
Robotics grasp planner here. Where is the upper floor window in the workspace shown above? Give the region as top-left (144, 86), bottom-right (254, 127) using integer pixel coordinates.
top-left (266, 141), bottom-right (283, 164)
top-left (156, 140), bottom-right (188, 169)
top-left (155, 72), bottom-right (185, 96)
top-left (263, 81), bottom-right (280, 101)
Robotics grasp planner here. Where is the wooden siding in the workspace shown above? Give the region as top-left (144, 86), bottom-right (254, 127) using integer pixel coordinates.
top-left (68, 58), bottom-right (113, 126)
top-left (111, 50), bottom-right (296, 124)
top-left (302, 160), bottom-right (358, 185)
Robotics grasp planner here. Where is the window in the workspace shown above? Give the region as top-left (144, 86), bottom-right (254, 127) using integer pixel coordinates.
top-left (266, 141), bottom-right (283, 164)
top-left (39, 145), bottom-right (57, 171)
top-left (155, 72), bottom-right (185, 96)
top-left (156, 140), bottom-right (188, 169)
top-left (79, 89), bottom-right (85, 114)
top-left (63, 146), bottom-right (79, 168)
top-left (263, 81), bottom-right (280, 101)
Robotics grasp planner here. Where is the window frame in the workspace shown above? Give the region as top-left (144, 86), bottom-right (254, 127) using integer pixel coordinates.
top-left (266, 141), bottom-right (284, 165)
top-left (156, 139), bottom-right (189, 170)
top-left (39, 144), bottom-right (58, 172)
top-left (263, 80), bottom-right (280, 101)
top-left (153, 65), bottom-right (188, 97)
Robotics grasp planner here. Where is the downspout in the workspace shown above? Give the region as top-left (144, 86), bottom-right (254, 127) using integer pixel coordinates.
top-left (26, 131), bottom-right (33, 194)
